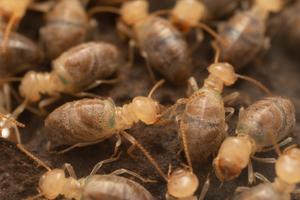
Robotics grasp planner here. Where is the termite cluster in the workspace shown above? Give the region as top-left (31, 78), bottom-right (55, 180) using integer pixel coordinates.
top-left (0, 0), bottom-right (299, 200)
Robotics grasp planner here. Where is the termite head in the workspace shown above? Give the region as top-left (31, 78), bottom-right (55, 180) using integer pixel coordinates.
top-left (120, 0), bottom-right (149, 26)
top-left (276, 147), bottom-right (300, 185)
top-left (208, 63), bottom-right (237, 86)
top-left (171, 0), bottom-right (206, 32)
top-left (167, 168), bottom-right (199, 199)
top-left (131, 96), bottom-right (160, 125)
top-left (39, 169), bottom-right (81, 200)
top-left (39, 169), bottom-right (66, 199)
top-left (255, 0), bottom-right (283, 13)
top-left (213, 136), bottom-right (254, 182)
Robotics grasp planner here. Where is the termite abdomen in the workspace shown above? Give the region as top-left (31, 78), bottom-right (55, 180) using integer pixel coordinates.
top-left (45, 98), bottom-right (116, 146)
top-left (82, 175), bottom-right (155, 200)
top-left (134, 16), bottom-right (192, 84)
top-left (52, 41), bottom-right (121, 92)
top-left (39, 0), bottom-right (89, 59)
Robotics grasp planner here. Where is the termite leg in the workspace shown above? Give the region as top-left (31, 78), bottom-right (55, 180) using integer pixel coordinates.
top-left (84, 78), bottom-right (120, 91)
top-left (187, 76), bottom-right (199, 96)
top-left (235, 186), bottom-right (250, 193)
top-left (110, 168), bottom-right (156, 183)
top-left (50, 138), bottom-right (106, 154)
top-left (17, 143), bottom-right (51, 171)
top-left (121, 131), bottom-right (168, 181)
top-left (112, 134), bottom-right (122, 158)
top-left (199, 174), bottom-right (210, 200)
top-left (223, 91), bottom-right (240, 106)
top-left (251, 156), bottom-right (276, 164)
top-left (248, 159), bottom-right (255, 185)
top-left (38, 96), bottom-right (60, 112)
top-left (260, 137), bottom-right (293, 152)
top-left (63, 163), bottom-right (77, 179)
top-left (90, 153), bottom-right (121, 175)
top-left (225, 107), bottom-right (235, 121)
top-left (141, 51), bottom-right (156, 84)
top-left (254, 172), bottom-right (270, 183)
top-left (179, 120), bottom-right (193, 170)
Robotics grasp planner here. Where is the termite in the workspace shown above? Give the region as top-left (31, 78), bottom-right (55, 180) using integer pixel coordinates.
top-left (18, 41), bottom-right (121, 111)
top-left (43, 80), bottom-right (164, 152)
top-left (214, 0), bottom-right (284, 69)
top-left (89, 0), bottom-right (193, 84)
top-left (159, 43), bottom-right (272, 169)
top-left (21, 151), bottom-right (155, 200)
top-left (39, 0), bottom-right (92, 59)
top-left (213, 96), bottom-right (295, 184)
top-left (0, 0), bottom-right (32, 52)
top-left (230, 146), bottom-right (300, 200)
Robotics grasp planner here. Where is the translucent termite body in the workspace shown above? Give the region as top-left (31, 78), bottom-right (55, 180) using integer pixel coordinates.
top-left (214, 97), bottom-right (296, 182)
top-left (45, 96), bottom-right (160, 146)
top-left (230, 147), bottom-right (300, 200)
top-left (19, 41), bottom-right (121, 103)
top-left (40, 0), bottom-right (90, 59)
top-left (162, 45), bottom-right (271, 168)
top-left (215, 0), bottom-right (283, 69)
top-left (90, 0), bottom-right (192, 84)
top-left (0, 31), bottom-right (43, 77)
top-left (22, 153), bottom-right (156, 200)
top-left (44, 80), bottom-right (164, 148)
top-left (39, 170), bottom-right (155, 200)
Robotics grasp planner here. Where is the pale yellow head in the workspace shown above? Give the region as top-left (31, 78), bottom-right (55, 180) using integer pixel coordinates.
top-left (131, 96), bottom-right (160, 125)
top-left (213, 136), bottom-right (254, 181)
top-left (167, 168), bottom-right (199, 198)
top-left (39, 169), bottom-right (66, 199)
top-left (120, 0), bottom-right (149, 26)
top-left (171, 0), bottom-right (206, 32)
top-left (276, 147), bottom-right (300, 184)
top-left (255, 0), bottom-right (283, 13)
top-left (39, 169), bottom-right (81, 200)
top-left (208, 63), bottom-right (237, 86)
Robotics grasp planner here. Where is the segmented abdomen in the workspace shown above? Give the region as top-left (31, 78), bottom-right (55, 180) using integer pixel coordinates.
top-left (134, 16), bottom-right (192, 84)
top-left (236, 97), bottom-right (295, 149)
top-left (45, 98), bottom-right (117, 146)
top-left (39, 0), bottom-right (88, 59)
top-left (230, 183), bottom-right (285, 200)
top-left (82, 175), bottom-right (155, 200)
top-left (52, 42), bottom-right (121, 93)
top-left (181, 88), bottom-right (226, 164)
top-left (217, 10), bottom-right (265, 69)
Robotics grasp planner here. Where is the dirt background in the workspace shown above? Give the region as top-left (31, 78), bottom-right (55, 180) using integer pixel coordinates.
top-left (0, 0), bottom-right (300, 200)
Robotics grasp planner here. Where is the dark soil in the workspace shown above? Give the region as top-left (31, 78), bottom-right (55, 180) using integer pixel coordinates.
top-left (1, 1), bottom-right (300, 200)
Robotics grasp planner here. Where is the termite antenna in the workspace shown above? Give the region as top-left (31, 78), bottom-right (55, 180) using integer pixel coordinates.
top-left (211, 42), bottom-right (220, 63)
top-left (88, 6), bottom-right (120, 18)
top-left (0, 77), bottom-right (22, 84)
top-left (0, 112), bottom-right (25, 128)
top-left (195, 22), bottom-right (227, 47)
top-left (147, 79), bottom-right (165, 98)
top-left (120, 131), bottom-right (168, 181)
top-left (236, 74), bottom-right (272, 96)
top-left (17, 144), bottom-right (51, 171)
top-left (266, 131), bottom-right (282, 156)
top-left (1, 14), bottom-right (18, 53)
